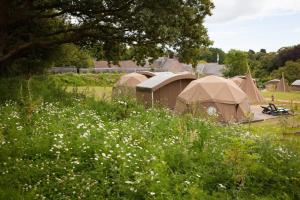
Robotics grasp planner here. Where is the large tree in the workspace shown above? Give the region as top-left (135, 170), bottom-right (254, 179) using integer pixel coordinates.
top-left (51, 44), bottom-right (94, 68)
top-left (0, 0), bottom-right (214, 73)
top-left (247, 50), bottom-right (276, 82)
top-left (223, 49), bottom-right (248, 77)
top-left (272, 44), bottom-right (300, 71)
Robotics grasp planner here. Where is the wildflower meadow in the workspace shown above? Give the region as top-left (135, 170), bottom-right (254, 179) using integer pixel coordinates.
top-left (0, 74), bottom-right (300, 199)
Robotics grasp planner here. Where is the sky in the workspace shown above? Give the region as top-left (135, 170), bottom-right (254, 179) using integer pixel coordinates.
top-left (205, 0), bottom-right (300, 52)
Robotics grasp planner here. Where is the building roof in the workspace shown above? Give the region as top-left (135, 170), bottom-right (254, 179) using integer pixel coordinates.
top-left (136, 73), bottom-right (196, 91)
top-left (94, 57), bottom-right (194, 72)
top-left (147, 57), bottom-right (193, 72)
top-left (265, 79), bottom-right (280, 85)
top-left (161, 58), bottom-right (193, 72)
top-left (119, 60), bottom-right (139, 68)
top-left (292, 80), bottom-right (300, 86)
top-left (197, 63), bottom-right (225, 76)
top-left (94, 61), bottom-right (110, 68)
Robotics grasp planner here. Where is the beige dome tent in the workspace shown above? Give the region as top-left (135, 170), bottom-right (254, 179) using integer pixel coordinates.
top-left (175, 75), bottom-right (251, 123)
top-left (112, 73), bottom-right (148, 98)
top-left (276, 74), bottom-right (289, 92)
top-left (240, 73), bottom-right (264, 104)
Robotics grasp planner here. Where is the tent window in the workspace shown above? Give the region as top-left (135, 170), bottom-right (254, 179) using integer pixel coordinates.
top-left (207, 106), bottom-right (217, 116)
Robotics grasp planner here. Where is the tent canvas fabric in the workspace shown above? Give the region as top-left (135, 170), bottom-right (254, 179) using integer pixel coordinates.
top-left (231, 77), bottom-right (244, 87)
top-left (175, 75), bottom-right (251, 122)
top-left (136, 73), bottom-right (196, 109)
top-left (264, 79), bottom-right (280, 91)
top-left (240, 73), bottom-right (264, 104)
top-left (115, 73), bottom-right (148, 87)
top-left (112, 73), bottom-right (148, 97)
top-left (276, 75), bottom-right (289, 92)
top-left (291, 80), bottom-right (300, 91)
top-left (265, 79), bottom-right (280, 86)
top-left (231, 76), bottom-right (257, 88)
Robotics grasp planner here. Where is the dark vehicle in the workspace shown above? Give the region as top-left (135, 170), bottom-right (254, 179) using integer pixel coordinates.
top-left (261, 103), bottom-right (289, 116)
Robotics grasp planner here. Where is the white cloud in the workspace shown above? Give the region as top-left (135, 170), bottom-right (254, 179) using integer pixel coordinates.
top-left (294, 27), bottom-right (300, 33)
top-left (207, 0), bottom-right (300, 24)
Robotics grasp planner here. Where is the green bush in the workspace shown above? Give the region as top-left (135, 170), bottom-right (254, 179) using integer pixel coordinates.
top-left (0, 76), bottom-right (77, 104)
top-left (0, 73), bottom-right (122, 103)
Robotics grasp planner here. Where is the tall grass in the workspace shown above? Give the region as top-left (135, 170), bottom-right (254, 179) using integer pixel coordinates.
top-left (48, 73), bottom-right (122, 87)
top-left (0, 74), bottom-right (300, 199)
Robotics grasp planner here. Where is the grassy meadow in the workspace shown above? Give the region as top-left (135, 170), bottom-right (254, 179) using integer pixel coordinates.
top-left (0, 73), bottom-right (300, 199)
top-left (262, 90), bottom-right (300, 102)
top-left (66, 86), bottom-right (112, 100)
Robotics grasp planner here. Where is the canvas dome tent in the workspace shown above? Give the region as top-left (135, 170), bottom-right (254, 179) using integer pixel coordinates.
top-left (112, 73), bottom-right (148, 98)
top-left (240, 73), bottom-right (264, 104)
top-left (136, 73), bottom-right (196, 109)
top-left (175, 75), bottom-right (251, 123)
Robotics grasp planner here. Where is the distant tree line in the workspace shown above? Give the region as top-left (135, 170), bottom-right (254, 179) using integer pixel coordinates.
top-left (218, 44), bottom-right (300, 84)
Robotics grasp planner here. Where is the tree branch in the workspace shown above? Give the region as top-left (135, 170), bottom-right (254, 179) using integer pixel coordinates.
top-left (0, 28), bottom-right (131, 65)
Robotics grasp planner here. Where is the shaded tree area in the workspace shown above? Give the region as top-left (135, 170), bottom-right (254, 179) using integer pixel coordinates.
top-left (87, 44), bottom-right (135, 62)
top-left (0, 0), bottom-right (214, 75)
top-left (246, 44), bottom-right (300, 83)
top-left (247, 50), bottom-right (276, 83)
top-left (1, 43), bottom-right (94, 76)
top-left (52, 44), bottom-right (94, 68)
top-left (273, 44), bottom-right (300, 71)
top-left (271, 60), bottom-right (300, 83)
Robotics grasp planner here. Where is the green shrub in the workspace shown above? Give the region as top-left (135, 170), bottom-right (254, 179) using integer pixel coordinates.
top-left (0, 73), bottom-right (122, 103)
